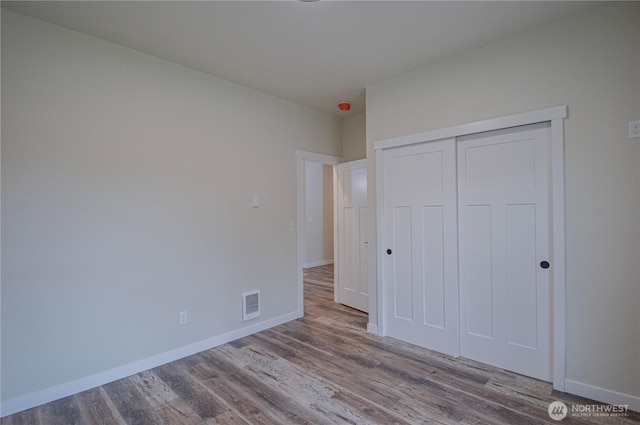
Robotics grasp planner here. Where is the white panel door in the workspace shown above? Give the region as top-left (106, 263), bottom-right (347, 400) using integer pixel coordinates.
top-left (336, 160), bottom-right (368, 312)
top-left (382, 139), bottom-right (458, 355)
top-left (458, 124), bottom-right (552, 381)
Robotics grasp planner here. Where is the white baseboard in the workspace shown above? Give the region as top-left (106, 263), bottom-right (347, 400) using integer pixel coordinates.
top-left (0, 310), bottom-right (302, 418)
top-left (565, 379), bottom-right (640, 412)
top-left (367, 323), bottom-right (378, 335)
top-left (303, 259), bottom-right (334, 268)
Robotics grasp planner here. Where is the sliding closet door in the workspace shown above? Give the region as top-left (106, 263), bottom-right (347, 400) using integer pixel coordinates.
top-left (382, 139), bottom-right (458, 356)
top-left (458, 125), bottom-right (552, 381)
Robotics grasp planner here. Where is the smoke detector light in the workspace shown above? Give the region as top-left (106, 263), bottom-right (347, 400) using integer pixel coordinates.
top-left (338, 102), bottom-right (351, 112)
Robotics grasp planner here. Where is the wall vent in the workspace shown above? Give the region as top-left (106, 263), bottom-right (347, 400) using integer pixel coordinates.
top-left (242, 290), bottom-right (260, 321)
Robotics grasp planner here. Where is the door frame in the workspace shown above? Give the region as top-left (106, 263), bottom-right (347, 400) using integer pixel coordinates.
top-left (295, 150), bottom-right (341, 318)
top-left (373, 105), bottom-right (567, 390)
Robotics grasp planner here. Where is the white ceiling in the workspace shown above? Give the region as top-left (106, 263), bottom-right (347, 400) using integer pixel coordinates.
top-left (3, 1), bottom-right (603, 116)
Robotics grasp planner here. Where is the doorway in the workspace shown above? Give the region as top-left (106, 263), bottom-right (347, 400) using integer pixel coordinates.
top-left (303, 161), bottom-right (335, 270)
top-left (295, 151), bottom-right (340, 318)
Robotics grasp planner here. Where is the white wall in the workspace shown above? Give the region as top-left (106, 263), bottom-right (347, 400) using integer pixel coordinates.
top-left (342, 112), bottom-right (366, 162)
top-left (366, 3), bottom-right (640, 406)
top-left (304, 162), bottom-right (334, 267)
top-left (1, 10), bottom-right (341, 408)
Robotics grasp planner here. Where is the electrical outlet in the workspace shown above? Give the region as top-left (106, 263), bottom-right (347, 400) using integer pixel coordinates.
top-left (629, 120), bottom-right (640, 138)
top-left (179, 311), bottom-right (188, 325)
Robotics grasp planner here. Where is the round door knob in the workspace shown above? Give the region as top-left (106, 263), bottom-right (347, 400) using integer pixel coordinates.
top-left (540, 261), bottom-right (550, 269)
top-left (387, 249), bottom-right (392, 255)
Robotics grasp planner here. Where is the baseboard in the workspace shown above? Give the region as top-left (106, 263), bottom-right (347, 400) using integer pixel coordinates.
top-left (0, 310), bottom-right (302, 418)
top-left (303, 259), bottom-right (334, 268)
top-left (367, 323), bottom-right (378, 335)
top-left (564, 379), bottom-right (640, 412)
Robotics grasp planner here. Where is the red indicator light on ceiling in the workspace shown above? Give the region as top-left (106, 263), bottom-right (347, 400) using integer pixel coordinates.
top-left (338, 102), bottom-right (351, 111)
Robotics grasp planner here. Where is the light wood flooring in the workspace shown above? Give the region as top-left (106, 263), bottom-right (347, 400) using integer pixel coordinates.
top-left (2, 264), bottom-right (638, 424)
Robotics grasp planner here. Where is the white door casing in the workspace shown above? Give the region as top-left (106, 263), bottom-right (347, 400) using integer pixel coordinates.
top-left (381, 138), bottom-right (459, 356)
top-left (336, 160), bottom-right (368, 312)
top-left (457, 124), bottom-right (552, 381)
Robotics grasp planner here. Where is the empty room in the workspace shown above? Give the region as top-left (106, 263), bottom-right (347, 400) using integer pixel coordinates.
top-left (1, 1), bottom-right (639, 424)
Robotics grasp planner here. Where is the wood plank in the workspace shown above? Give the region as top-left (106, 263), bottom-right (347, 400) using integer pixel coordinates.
top-left (199, 349), bottom-right (332, 425)
top-left (204, 410), bottom-right (252, 425)
top-left (129, 370), bottom-right (179, 408)
top-left (254, 328), bottom-right (480, 424)
top-left (215, 342), bottom-right (414, 425)
top-left (0, 408), bottom-right (40, 425)
top-left (102, 376), bottom-right (164, 425)
top-left (152, 398), bottom-right (209, 425)
top-left (152, 363), bottom-right (229, 421)
top-left (75, 386), bottom-right (127, 425)
top-left (36, 395), bottom-right (84, 425)
top-left (188, 359), bottom-right (287, 425)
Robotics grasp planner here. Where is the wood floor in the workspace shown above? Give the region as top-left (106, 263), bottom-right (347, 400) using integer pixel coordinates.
top-left (2, 264), bottom-right (638, 424)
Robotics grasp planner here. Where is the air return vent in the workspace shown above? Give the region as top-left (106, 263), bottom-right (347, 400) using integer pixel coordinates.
top-left (242, 290), bottom-right (260, 321)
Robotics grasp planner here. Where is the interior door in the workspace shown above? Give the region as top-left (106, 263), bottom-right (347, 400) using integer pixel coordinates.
top-left (336, 160), bottom-right (368, 312)
top-left (382, 139), bottom-right (458, 356)
top-left (458, 124), bottom-right (552, 381)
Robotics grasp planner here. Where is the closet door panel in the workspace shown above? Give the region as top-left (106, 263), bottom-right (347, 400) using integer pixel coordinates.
top-left (458, 125), bottom-right (552, 382)
top-left (382, 139), bottom-right (458, 356)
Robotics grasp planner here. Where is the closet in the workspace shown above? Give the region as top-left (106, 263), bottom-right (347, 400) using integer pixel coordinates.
top-left (375, 108), bottom-right (566, 383)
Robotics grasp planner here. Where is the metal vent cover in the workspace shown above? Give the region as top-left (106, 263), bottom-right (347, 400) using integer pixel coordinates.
top-left (242, 290), bottom-right (260, 321)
